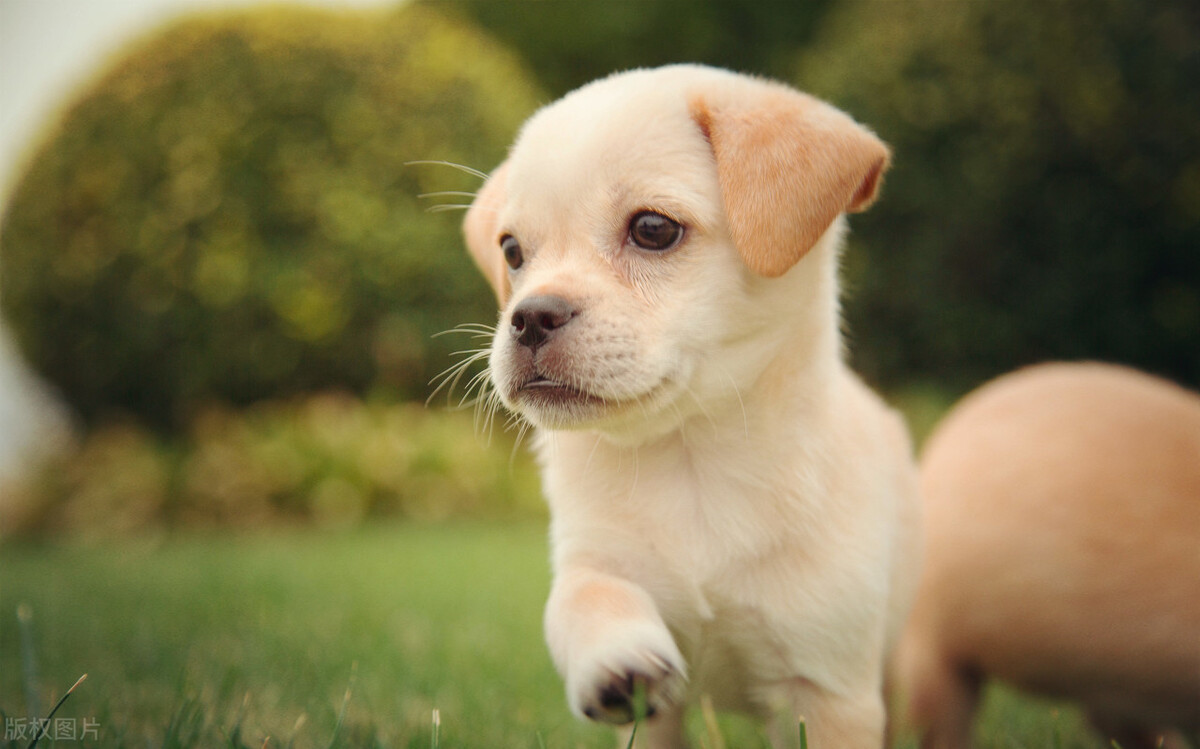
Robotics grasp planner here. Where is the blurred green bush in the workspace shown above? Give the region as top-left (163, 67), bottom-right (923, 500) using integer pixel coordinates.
top-left (2, 394), bottom-right (543, 538)
top-left (798, 0), bottom-right (1200, 392)
top-left (431, 0), bottom-right (834, 95)
top-left (0, 5), bottom-right (543, 429)
top-left (445, 0), bottom-right (1199, 394)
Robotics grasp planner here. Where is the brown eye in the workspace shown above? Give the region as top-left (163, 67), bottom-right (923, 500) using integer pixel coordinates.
top-left (500, 234), bottom-right (523, 270)
top-left (629, 211), bottom-right (683, 251)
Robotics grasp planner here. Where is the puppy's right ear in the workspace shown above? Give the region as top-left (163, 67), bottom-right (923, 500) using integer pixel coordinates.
top-left (462, 162), bottom-right (511, 305)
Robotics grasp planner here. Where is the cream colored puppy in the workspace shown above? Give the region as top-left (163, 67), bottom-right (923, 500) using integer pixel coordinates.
top-left (896, 362), bottom-right (1200, 749)
top-left (461, 65), bottom-right (920, 748)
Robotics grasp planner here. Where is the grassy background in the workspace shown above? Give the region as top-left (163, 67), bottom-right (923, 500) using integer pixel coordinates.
top-left (2, 520), bottom-right (1109, 748)
top-left (2, 523), bottom-right (593, 748)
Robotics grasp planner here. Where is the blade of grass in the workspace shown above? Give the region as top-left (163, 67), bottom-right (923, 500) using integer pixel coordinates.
top-left (26, 674), bottom-right (87, 749)
top-left (285, 713), bottom-right (307, 749)
top-left (797, 717), bottom-right (808, 749)
top-left (16, 604), bottom-right (41, 719)
top-left (700, 694), bottom-right (726, 749)
top-left (431, 708), bottom-right (440, 749)
top-left (227, 692), bottom-right (251, 748)
top-left (620, 679), bottom-right (654, 749)
top-left (163, 696), bottom-right (205, 749)
top-left (326, 662), bottom-right (357, 749)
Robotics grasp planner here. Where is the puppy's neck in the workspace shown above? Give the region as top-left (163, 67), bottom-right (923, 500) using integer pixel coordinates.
top-left (743, 227), bottom-right (846, 393)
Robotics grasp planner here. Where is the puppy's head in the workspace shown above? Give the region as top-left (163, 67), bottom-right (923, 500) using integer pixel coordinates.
top-left (462, 65), bottom-right (889, 438)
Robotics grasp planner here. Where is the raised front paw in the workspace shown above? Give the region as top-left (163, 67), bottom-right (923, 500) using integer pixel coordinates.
top-left (568, 622), bottom-right (687, 725)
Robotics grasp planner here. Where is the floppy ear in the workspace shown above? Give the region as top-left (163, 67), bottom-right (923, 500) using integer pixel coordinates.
top-left (462, 161), bottom-right (511, 304)
top-left (689, 83), bottom-right (890, 278)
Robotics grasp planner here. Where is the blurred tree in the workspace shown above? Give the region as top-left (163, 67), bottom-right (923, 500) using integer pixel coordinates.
top-left (798, 0), bottom-right (1200, 392)
top-left (431, 0), bottom-right (834, 96)
top-left (0, 5), bottom-right (544, 429)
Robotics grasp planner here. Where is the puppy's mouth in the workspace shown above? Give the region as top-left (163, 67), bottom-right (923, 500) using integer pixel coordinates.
top-left (517, 374), bottom-right (607, 409)
top-left (496, 340), bottom-right (680, 431)
top-left (507, 368), bottom-right (680, 435)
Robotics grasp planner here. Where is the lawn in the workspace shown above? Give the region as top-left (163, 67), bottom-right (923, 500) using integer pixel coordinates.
top-left (1, 521), bottom-right (1107, 748)
top-left (1, 523), bottom-right (594, 748)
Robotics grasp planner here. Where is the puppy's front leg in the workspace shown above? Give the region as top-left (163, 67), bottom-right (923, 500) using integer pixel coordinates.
top-left (545, 566), bottom-right (687, 736)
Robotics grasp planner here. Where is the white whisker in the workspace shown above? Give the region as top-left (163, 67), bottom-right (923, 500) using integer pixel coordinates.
top-left (680, 381), bottom-right (719, 436)
top-left (427, 323), bottom-right (498, 412)
top-left (484, 391), bottom-right (510, 442)
top-left (462, 369), bottom-right (496, 409)
top-left (711, 360), bottom-right (750, 440)
top-left (404, 160), bottom-right (489, 180)
top-left (509, 419), bottom-right (533, 467)
top-left (418, 190), bottom-right (478, 200)
top-left (432, 323), bottom-right (497, 340)
top-left (628, 446), bottom-right (641, 502)
top-left (427, 350), bottom-right (488, 406)
top-left (584, 433), bottom-right (604, 474)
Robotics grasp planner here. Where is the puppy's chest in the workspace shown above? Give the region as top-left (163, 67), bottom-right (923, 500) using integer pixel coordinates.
top-left (636, 470), bottom-right (787, 580)
top-left (551, 439), bottom-right (815, 596)
top-left (628, 467), bottom-right (823, 683)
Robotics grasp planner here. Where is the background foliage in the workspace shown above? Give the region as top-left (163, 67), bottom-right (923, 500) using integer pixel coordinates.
top-left (0, 4), bottom-right (542, 430)
top-left (433, 0), bottom-right (834, 94)
top-left (0, 0), bottom-right (1197, 534)
top-left (2, 395), bottom-right (542, 539)
top-left (441, 0), bottom-right (1200, 395)
top-left (798, 0), bottom-right (1200, 392)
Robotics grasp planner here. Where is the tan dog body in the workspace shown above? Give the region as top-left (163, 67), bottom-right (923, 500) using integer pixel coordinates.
top-left (897, 362), bottom-right (1200, 749)
top-left (462, 65), bottom-right (919, 748)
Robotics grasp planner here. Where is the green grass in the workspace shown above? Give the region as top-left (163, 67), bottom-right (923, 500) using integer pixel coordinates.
top-left (1, 523), bottom-right (593, 748)
top-left (1, 522), bottom-right (1110, 748)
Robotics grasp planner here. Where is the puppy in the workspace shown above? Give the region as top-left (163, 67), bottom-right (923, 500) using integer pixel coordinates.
top-left (895, 362), bottom-right (1200, 749)
top-left (460, 65), bottom-right (920, 748)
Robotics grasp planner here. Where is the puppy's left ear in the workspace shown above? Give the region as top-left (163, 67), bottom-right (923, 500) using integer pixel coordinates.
top-left (462, 162), bottom-right (511, 304)
top-left (690, 82), bottom-right (890, 278)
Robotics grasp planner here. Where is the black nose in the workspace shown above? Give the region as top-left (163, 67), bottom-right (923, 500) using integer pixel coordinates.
top-left (510, 294), bottom-right (577, 349)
